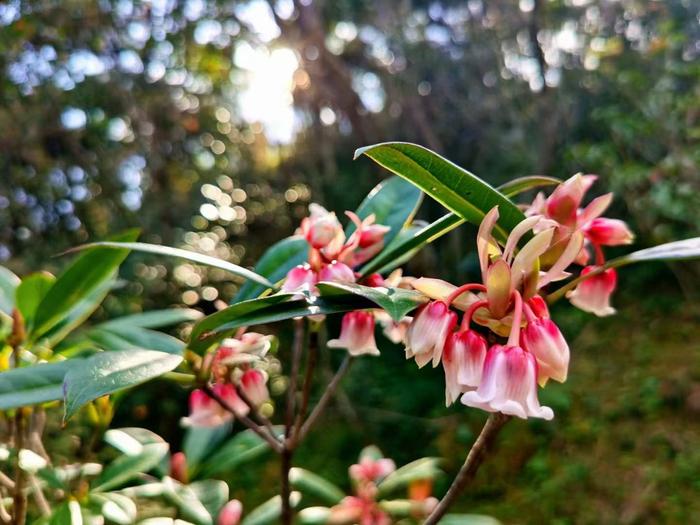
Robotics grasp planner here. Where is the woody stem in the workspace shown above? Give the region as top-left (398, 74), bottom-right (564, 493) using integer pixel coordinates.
top-left (423, 413), bottom-right (510, 525)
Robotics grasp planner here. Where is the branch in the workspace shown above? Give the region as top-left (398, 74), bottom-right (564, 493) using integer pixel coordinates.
top-left (297, 355), bottom-right (353, 443)
top-left (202, 385), bottom-right (282, 454)
top-left (423, 413), bottom-right (510, 525)
top-left (292, 330), bottom-right (318, 445)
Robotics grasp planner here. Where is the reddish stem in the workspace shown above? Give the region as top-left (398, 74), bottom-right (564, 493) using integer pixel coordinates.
top-left (460, 299), bottom-right (489, 332)
top-left (507, 290), bottom-right (523, 347)
top-left (446, 283), bottom-right (487, 306)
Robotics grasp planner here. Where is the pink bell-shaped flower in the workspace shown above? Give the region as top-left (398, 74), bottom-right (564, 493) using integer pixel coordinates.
top-left (217, 499), bottom-right (243, 525)
top-left (522, 318), bottom-right (570, 385)
top-left (318, 261), bottom-right (356, 283)
top-left (584, 218), bottom-right (634, 246)
top-left (328, 311), bottom-right (380, 356)
top-left (349, 457), bottom-right (396, 484)
top-left (240, 369), bottom-right (269, 407)
top-left (184, 384), bottom-right (248, 427)
top-left (461, 344), bottom-right (554, 420)
top-left (282, 264), bottom-right (317, 293)
top-left (566, 266), bottom-right (617, 317)
top-left (405, 301), bottom-right (457, 368)
top-left (442, 330), bottom-right (487, 406)
top-left (300, 203), bottom-right (343, 249)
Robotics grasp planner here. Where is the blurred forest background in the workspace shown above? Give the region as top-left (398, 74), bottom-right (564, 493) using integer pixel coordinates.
top-left (1, 0), bottom-right (699, 522)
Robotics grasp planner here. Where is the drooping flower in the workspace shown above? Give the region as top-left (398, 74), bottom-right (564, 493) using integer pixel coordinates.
top-left (299, 203), bottom-right (344, 250)
top-left (521, 317), bottom-right (570, 385)
top-left (240, 369), bottom-right (269, 407)
top-left (318, 261), bottom-right (356, 283)
top-left (461, 344), bottom-right (554, 420)
top-left (282, 264), bottom-right (318, 293)
top-left (328, 311), bottom-right (380, 356)
top-left (405, 301), bottom-right (458, 368)
top-left (442, 329), bottom-right (487, 406)
top-left (566, 266), bottom-right (617, 317)
top-left (217, 500), bottom-right (243, 525)
top-left (349, 456), bottom-right (396, 484)
top-left (183, 384), bottom-right (248, 427)
top-left (584, 218), bottom-right (634, 246)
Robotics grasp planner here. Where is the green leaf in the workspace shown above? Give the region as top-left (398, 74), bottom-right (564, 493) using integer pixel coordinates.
top-left (315, 282), bottom-right (427, 321)
top-left (359, 214), bottom-right (464, 275)
top-left (240, 494), bottom-right (301, 525)
top-left (182, 424), bottom-right (231, 473)
top-left (188, 480), bottom-right (229, 521)
top-left (355, 142), bottom-right (525, 243)
top-left (197, 428), bottom-right (277, 478)
top-left (104, 427), bottom-right (168, 456)
top-left (31, 230), bottom-right (138, 341)
top-left (289, 468), bottom-right (345, 505)
top-left (162, 477), bottom-right (223, 525)
top-left (497, 175), bottom-right (560, 198)
top-left (92, 442), bottom-right (169, 492)
top-left (15, 272), bottom-right (55, 330)
top-left (548, 237), bottom-right (700, 302)
top-left (297, 507), bottom-right (332, 525)
top-left (234, 236), bottom-right (309, 302)
top-left (89, 493), bottom-right (137, 525)
top-left (87, 327), bottom-right (185, 355)
top-left (0, 360), bottom-right (74, 410)
top-left (376, 457), bottom-right (441, 497)
top-left (63, 349), bottom-right (183, 419)
top-left (346, 176), bottom-right (423, 246)
top-left (190, 286), bottom-right (425, 353)
top-left (0, 266), bottom-right (20, 316)
top-left (49, 500), bottom-right (84, 525)
top-left (97, 309), bottom-right (203, 330)
top-left (73, 241), bottom-right (273, 289)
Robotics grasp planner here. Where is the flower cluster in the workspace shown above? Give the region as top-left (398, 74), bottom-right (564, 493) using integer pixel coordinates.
top-left (403, 176), bottom-right (634, 420)
top-left (282, 203), bottom-right (390, 295)
top-left (525, 173), bottom-right (633, 316)
top-left (184, 332), bottom-right (273, 427)
top-left (328, 448), bottom-right (437, 525)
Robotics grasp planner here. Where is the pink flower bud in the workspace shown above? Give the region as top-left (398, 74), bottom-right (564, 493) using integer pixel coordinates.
top-left (170, 452), bottom-right (188, 484)
top-left (584, 218), bottom-right (634, 246)
top-left (527, 296), bottom-right (550, 319)
top-left (461, 344), bottom-right (554, 420)
top-left (358, 224), bottom-right (390, 248)
top-left (362, 273), bottom-right (385, 287)
top-left (442, 330), bottom-right (487, 406)
top-left (318, 261), bottom-right (356, 283)
top-left (328, 311), bottom-right (379, 356)
top-left (240, 369), bottom-right (269, 407)
top-left (349, 457), bottom-right (396, 484)
top-left (301, 204), bottom-right (343, 249)
top-left (185, 385), bottom-right (244, 427)
top-left (566, 266), bottom-right (617, 317)
top-left (522, 318), bottom-right (570, 384)
top-left (217, 500), bottom-right (243, 525)
top-left (282, 265), bottom-right (317, 293)
top-left (405, 301), bottom-right (457, 368)
top-left (546, 174), bottom-right (594, 226)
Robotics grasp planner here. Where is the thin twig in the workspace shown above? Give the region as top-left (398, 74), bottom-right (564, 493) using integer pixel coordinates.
top-left (28, 476), bottom-right (50, 517)
top-left (281, 318), bottom-right (305, 525)
top-left (235, 385), bottom-right (278, 438)
top-left (423, 413), bottom-right (510, 525)
top-left (0, 472), bottom-right (14, 490)
top-left (10, 310), bottom-right (27, 525)
top-left (297, 355), bottom-right (353, 442)
top-left (202, 385), bottom-right (283, 453)
top-left (292, 330), bottom-right (318, 445)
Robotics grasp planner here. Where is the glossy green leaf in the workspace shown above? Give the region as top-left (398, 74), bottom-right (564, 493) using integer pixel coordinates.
top-left (197, 428), bottom-right (277, 478)
top-left (87, 327), bottom-right (185, 355)
top-left (234, 236), bottom-right (309, 302)
top-left (376, 457), bottom-right (441, 497)
top-left (297, 507), bottom-right (332, 525)
top-left (49, 500), bottom-right (84, 525)
top-left (346, 176), bottom-right (423, 245)
top-left (92, 442), bottom-right (169, 492)
top-left (548, 237), bottom-right (700, 303)
top-left (289, 468), bottom-right (345, 505)
top-left (182, 424), bottom-right (231, 472)
top-left (97, 309), bottom-right (203, 330)
top-left (240, 493), bottom-right (301, 525)
top-left (63, 349), bottom-right (183, 419)
top-left (162, 477), bottom-right (222, 525)
top-left (359, 214), bottom-right (464, 275)
top-left (15, 272), bottom-right (55, 330)
top-left (89, 493), bottom-right (137, 525)
top-left (0, 266), bottom-right (20, 316)
top-left (497, 175), bottom-right (560, 198)
top-left (72, 241), bottom-right (273, 289)
top-left (315, 282), bottom-right (427, 321)
top-left (354, 142), bottom-right (525, 243)
top-left (104, 427), bottom-right (168, 456)
top-left (31, 230), bottom-right (138, 340)
top-left (0, 360), bottom-right (74, 410)
top-left (188, 480), bottom-right (229, 522)
top-left (440, 515), bottom-right (503, 525)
